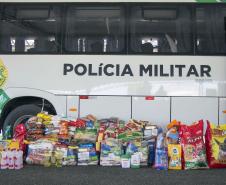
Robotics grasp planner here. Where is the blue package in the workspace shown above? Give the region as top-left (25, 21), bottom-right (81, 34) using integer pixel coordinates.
top-left (126, 142), bottom-right (139, 155)
top-left (148, 142), bottom-right (156, 167)
top-left (79, 143), bottom-right (94, 148)
top-left (154, 133), bottom-right (168, 170)
top-left (86, 121), bottom-right (94, 128)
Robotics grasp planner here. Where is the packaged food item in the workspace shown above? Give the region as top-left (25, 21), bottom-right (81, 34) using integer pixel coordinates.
top-left (179, 120), bottom-right (208, 169)
top-left (121, 155), bottom-right (131, 168)
top-left (205, 121), bottom-right (226, 168)
top-left (118, 131), bottom-right (143, 142)
top-left (125, 140), bottom-right (148, 167)
top-left (13, 124), bottom-right (26, 152)
top-left (59, 120), bottom-right (68, 136)
top-left (68, 126), bottom-right (76, 136)
top-left (0, 150), bottom-right (8, 169)
top-left (168, 144), bottom-right (182, 170)
top-left (86, 114), bottom-right (97, 122)
top-left (37, 112), bottom-right (52, 125)
top-left (77, 143), bottom-right (98, 165)
top-left (139, 141), bottom-right (148, 166)
top-left (0, 140), bottom-right (10, 151)
top-left (125, 120), bottom-right (143, 131)
top-left (55, 144), bottom-right (68, 166)
top-left (166, 120), bottom-right (180, 145)
top-left (154, 133), bottom-right (168, 170)
top-left (73, 119), bottom-right (86, 129)
top-left (66, 146), bottom-right (77, 166)
top-left (126, 141), bottom-right (139, 155)
top-left (0, 149), bottom-right (23, 170)
top-left (26, 117), bottom-right (44, 141)
top-left (144, 124), bottom-right (158, 141)
top-left (148, 141), bottom-right (156, 167)
top-left (74, 129), bottom-right (97, 144)
top-left (26, 140), bottom-right (54, 165)
top-left (131, 153), bottom-right (140, 168)
top-left (100, 138), bottom-right (122, 166)
top-left (14, 150), bottom-right (23, 170)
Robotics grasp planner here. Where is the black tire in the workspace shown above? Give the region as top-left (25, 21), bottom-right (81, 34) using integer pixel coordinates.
top-left (3, 104), bottom-right (41, 136)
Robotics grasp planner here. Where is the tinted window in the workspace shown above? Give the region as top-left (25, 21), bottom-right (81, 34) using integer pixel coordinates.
top-left (0, 5), bottom-right (61, 53)
top-left (65, 5), bottom-right (125, 53)
top-left (130, 5), bottom-right (192, 54)
top-left (196, 5), bottom-right (226, 54)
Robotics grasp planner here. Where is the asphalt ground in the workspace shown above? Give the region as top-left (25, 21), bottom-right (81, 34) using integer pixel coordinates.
top-left (0, 165), bottom-right (226, 185)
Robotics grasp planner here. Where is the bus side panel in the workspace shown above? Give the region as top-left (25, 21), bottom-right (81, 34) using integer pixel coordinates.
top-left (219, 98), bottom-right (226, 124)
top-left (171, 97), bottom-right (218, 132)
top-left (132, 96), bottom-right (170, 129)
top-left (67, 96), bottom-right (79, 119)
top-left (79, 96), bottom-right (131, 120)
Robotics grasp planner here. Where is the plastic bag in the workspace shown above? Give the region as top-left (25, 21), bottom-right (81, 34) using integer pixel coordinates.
top-left (179, 120), bottom-right (208, 169)
top-left (205, 121), bottom-right (226, 168)
top-left (148, 141), bottom-right (156, 167)
top-left (154, 133), bottom-right (168, 170)
top-left (13, 124), bottom-right (26, 152)
top-left (26, 140), bottom-right (54, 165)
top-left (26, 117), bottom-right (44, 141)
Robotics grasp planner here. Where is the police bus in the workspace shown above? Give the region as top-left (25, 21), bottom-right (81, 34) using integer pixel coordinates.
top-left (0, 0), bottom-right (225, 133)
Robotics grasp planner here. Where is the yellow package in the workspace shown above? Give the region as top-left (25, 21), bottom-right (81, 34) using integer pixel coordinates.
top-left (206, 122), bottom-right (226, 168)
top-left (9, 140), bottom-right (20, 150)
top-left (168, 144), bottom-right (182, 170)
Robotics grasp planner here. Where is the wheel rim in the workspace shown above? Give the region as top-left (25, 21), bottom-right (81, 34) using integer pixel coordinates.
top-left (13, 114), bottom-right (33, 133)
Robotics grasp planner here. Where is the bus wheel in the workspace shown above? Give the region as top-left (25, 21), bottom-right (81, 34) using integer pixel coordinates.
top-left (3, 104), bottom-right (41, 136)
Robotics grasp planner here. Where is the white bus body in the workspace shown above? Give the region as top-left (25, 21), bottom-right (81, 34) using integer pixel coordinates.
top-left (0, 0), bottom-right (225, 132)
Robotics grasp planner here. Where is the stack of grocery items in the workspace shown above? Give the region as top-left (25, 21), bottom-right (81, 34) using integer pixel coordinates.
top-left (0, 137), bottom-right (24, 170)
top-left (1, 111), bottom-right (226, 170)
top-left (25, 113), bottom-right (100, 167)
top-left (98, 118), bottom-right (123, 166)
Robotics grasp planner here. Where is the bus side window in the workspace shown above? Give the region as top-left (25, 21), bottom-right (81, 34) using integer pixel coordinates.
top-left (65, 6), bottom-right (125, 54)
top-left (196, 6), bottom-right (226, 54)
top-left (0, 5), bottom-right (61, 54)
top-left (130, 5), bottom-right (192, 54)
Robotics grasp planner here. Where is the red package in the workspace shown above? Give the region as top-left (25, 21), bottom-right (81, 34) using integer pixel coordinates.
top-left (205, 121), bottom-right (226, 168)
top-left (179, 120), bottom-right (208, 169)
top-left (13, 124), bottom-right (26, 152)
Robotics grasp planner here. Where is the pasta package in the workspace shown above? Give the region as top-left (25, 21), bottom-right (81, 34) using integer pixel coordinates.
top-left (168, 144), bottom-right (182, 170)
top-left (205, 121), bottom-right (226, 168)
top-left (179, 120), bottom-right (208, 169)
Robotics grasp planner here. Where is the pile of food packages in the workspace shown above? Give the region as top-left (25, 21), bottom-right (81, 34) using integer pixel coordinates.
top-left (0, 112), bottom-right (226, 170)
